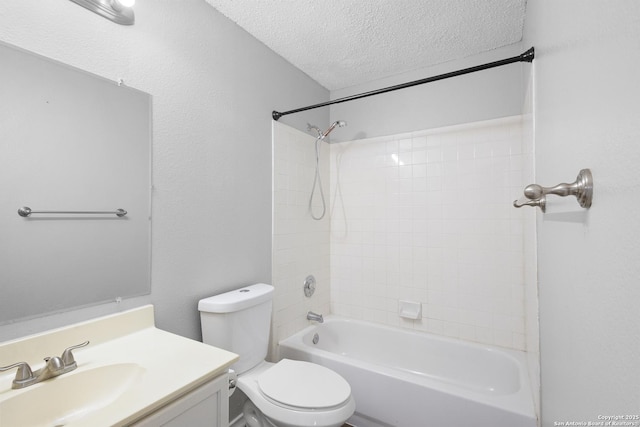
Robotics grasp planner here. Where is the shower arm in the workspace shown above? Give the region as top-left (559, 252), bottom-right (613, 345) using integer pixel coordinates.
top-left (272, 47), bottom-right (534, 121)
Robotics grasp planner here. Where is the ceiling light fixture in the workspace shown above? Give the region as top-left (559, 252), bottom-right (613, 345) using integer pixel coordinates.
top-left (68, 0), bottom-right (135, 25)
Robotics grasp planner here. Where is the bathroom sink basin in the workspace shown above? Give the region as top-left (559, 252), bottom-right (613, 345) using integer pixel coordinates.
top-left (0, 306), bottom-right (238, 426)
top-left (0, 363), bottom-right (144, 427)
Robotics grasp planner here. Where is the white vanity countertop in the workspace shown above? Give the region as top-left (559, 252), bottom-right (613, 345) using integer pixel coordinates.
top-left (0, 305), bottom-right (239, 426)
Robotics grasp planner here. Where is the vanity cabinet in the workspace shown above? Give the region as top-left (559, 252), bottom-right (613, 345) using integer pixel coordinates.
top-left (132, 373), bottom-right (229, 427)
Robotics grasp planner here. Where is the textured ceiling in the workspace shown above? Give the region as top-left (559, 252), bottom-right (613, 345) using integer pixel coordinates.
top-left (204, 0), bottom-right (527, 91)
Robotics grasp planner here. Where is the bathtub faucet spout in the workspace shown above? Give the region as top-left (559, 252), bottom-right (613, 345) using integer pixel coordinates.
top-left (307, 311), bottom-right (324, 323)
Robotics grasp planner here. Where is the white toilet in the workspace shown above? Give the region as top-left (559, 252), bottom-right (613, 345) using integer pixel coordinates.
top-left (198, 283), bottom-right (355, 427)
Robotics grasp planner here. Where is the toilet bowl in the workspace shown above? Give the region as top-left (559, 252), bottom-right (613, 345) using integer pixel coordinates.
top-left (198, 284), bottom-right (355, 427)
top-left (242, 400), bottom-right (268, 427)
top-left (238, 360), bottom-right (355, 427)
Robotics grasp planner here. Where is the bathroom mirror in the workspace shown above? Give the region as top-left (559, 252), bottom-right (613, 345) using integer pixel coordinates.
top-left (0, 41), bottom-right (152, 324)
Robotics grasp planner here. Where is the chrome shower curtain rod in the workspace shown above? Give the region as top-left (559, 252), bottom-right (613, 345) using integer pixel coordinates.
top-left (272, 47), bottom-right (534, 121)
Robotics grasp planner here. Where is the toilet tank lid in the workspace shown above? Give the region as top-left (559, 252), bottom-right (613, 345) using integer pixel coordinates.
top-left (198, 283), bottom-right (274, 313)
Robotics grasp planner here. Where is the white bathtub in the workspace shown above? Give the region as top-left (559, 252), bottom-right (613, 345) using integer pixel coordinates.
top-left (279, 317), bottom-right (537, 427)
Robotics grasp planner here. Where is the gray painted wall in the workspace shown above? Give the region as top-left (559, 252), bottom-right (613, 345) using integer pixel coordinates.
top-left (0, 0), bottom-right (328, 341)
top-left (524, 1), bottom-right (640, 425)
top-left (329, 43), bottom-right (525, 142)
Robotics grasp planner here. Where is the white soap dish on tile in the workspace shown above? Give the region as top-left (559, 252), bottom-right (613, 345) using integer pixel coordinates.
top-left (398, 300), bottom-right (422, 319)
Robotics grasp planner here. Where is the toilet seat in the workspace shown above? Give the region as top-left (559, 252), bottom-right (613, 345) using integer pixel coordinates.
top-left (237, 360), bottom-right (356, 427)
top-left (258, 359), bottom-right (351, 409)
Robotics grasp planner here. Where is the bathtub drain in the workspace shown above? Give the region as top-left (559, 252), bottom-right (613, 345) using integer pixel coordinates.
top-left (312, 333), bottom-right (319, 344)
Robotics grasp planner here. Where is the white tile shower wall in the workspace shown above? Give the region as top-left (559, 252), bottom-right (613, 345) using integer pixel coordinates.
top-left (329, 117), bottom-right (529, 350)
top-left (522, 67), bottom-right (540, 416)
top-left (271, 122), bottom-right (331, 359)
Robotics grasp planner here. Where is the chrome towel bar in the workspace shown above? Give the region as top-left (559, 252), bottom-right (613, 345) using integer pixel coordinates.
top-left (18, 207), bottom-right (127, 217)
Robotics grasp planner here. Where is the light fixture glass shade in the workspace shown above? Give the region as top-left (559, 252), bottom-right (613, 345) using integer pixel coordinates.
top-left (111, 0), bottom-right (135, 11)
top-left (68, 0), bottom-right (135, 25)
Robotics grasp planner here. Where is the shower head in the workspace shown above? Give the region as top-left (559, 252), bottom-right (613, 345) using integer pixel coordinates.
top-left (307, 123), bottom-right (323, 137)
top-left (320, 120), bottom-right (347, 139)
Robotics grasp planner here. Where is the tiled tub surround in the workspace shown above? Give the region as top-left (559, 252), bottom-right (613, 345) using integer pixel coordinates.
top-left (329, 117), bottom-right (530, 350)
top-left (271, 122), bottom-right (331, 358)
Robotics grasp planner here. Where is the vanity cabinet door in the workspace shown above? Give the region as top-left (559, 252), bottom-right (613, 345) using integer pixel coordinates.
top-left (132, 373), bottom-right (229, 427)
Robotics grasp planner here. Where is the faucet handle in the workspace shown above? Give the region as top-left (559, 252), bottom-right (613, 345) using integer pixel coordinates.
top-left (44, 356), bottom-right (64, 371)
top-left (61, 341), bottom-right (90, 368)
top-left (0, 362), bottom-right (34, 382)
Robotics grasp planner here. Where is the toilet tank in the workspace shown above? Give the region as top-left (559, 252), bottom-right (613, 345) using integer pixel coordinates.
top-left (198, 283), bottom-right (274, 375)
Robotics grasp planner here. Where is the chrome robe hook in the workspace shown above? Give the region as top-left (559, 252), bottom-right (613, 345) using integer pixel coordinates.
top-left (513, 169), bottom-right (593, 213)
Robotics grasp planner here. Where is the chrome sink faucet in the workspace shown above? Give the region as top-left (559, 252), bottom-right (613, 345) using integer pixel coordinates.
top-left (307, 311), bottom-right (324, 323)
top-left (0, 341), bottom-right (89, 389)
